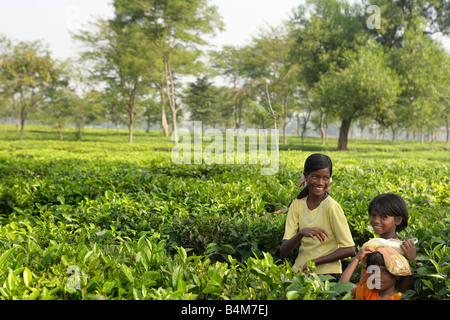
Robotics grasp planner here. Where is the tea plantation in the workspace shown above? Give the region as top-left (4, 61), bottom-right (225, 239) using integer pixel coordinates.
top-left (0, 126), bottom-right (448, 300)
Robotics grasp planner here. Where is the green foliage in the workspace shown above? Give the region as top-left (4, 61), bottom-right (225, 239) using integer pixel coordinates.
top-left (185, 76), bottom-right (219, 127)
top-left (0, 126), bottom-right (448, 300)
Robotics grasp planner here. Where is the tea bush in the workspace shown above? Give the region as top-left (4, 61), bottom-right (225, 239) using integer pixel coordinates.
top-left (0, 126), bottom-right (448, 300)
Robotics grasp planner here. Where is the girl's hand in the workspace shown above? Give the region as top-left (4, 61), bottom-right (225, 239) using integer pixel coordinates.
top-left (300, 227), bottom-right (330, 243)
top-left (401, 239), bottom-right (416, 263)
top-left (355, 246), bottom-right (375, 262)
top-left (301, 263), bottom-right (308, 273)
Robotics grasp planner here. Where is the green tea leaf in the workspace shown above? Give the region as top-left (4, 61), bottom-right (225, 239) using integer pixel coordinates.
top-left (23, 267), bottom-right (33, 287)
top-left (121, 264), bottom-right (134, 284)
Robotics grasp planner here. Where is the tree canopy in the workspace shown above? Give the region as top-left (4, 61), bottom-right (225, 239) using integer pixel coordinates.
top-left (0, 0), bottom-right (448, 148)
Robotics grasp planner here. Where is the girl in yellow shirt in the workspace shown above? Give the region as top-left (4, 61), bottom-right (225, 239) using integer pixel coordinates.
top-left (280, 153), bottom-right (355, 277)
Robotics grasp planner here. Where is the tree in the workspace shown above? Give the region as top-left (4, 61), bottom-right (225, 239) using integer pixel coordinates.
top-left (185, 76), bottom-right (218, 130)
top-left (0, 39), bottom-right (68, 140)
top-left (140, 95), bottom-right (162, 133)
top-left (290, 0), bottom-right (367, 84)
top-left (210, 45), bottom-right (251, 131)
top-left (389, 28), bottom-right (449, 143)
top-left (289, 0), bottom-right (368, 145)
top-left (315, 42), bottom-right (400, 150)
top-left (102, 87), bottom-right (125, 136)
top-left (74, 17), bottom-right (152, 143)
top-left (242, 23), bottom-right (296, 145)
top-left (67, 60), bottom-right (105, 139)
top-left (112, 0), bottom-right (224, 144)
top-left (365, 0), bottom-right (450, 48)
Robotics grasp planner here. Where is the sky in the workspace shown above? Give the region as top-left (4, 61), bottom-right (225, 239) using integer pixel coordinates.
top-left (0, 0), bottom-right (448, 60)
top-left (0, 0), bottom-right (304, 60)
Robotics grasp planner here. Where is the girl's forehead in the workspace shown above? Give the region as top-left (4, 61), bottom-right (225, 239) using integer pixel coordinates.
top-left (308, 168), bottom-right (331, 175)
top-left (369, 209), bottom-right (395, 219)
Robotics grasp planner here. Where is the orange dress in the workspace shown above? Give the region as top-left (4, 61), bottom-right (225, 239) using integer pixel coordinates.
top-left (355, 272), bottom-right (402, 300)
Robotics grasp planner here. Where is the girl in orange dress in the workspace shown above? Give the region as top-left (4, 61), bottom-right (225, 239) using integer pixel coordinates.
top-left (364, 194), bottom-right (416, 292)
top-left (339, 246), bottom-right (412, 300)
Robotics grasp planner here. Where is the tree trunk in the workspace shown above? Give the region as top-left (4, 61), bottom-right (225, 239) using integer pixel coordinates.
top-left (128, 122), bottom-right (133, 143)
top-left (172, 109), bottom-right (178, 144)
top-left (128, 104), bottom-right (136, 144)
top-left (77, 123), bottom-right (83, 138)
top-left (56, 124), bottom-right (64, 140)
top-left (319, 110), bottom-right (325, 145)
top-left (374, 121), bottom-right (378, 139)
top-left (125, 83), bottom-right (137, 144)
top-left (146, 115), bottom-right (151, 133)
top-left (164, 55), bottom-right (179, 145)
top-left (19, 100), bottom-right (27, 140)
top-left (160, 92), bottom-right (169, 137)
top-left (15, 117), bottom-right (20, 134)
top-left (161, 107), bottom-right (169, 136)
top-left (20, 117), bottom-right (25, 141)
top-left (300, 110), bottom-right (311, 146)
top-left (337, 118), bottom-right (352, 151)
top-left (445, 115), bottom-right (449, 144)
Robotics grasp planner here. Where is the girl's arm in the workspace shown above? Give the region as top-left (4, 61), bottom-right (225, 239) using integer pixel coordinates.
top-left (280, 227), bottom-right (329, 256)
top-left (339, 247), bottom-right (374, 282)
top-left (397, 240), bottom-right (416, 292)
top-left (304, 246), bottom-right (356, 272)
top-left (401, 239), bottom-right (416, 263)
top-left (339, 255), bottom-right (360, 283)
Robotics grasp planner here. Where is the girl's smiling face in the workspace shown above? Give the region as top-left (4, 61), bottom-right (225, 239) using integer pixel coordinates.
top-left (369, 209), bottom-right (403, 238)
top-left (369, 265), bottom-right (398, 292)
top-left (378, 266), bottom-right (397, 291)
top-left (306, 168), bottom-right (331, 198)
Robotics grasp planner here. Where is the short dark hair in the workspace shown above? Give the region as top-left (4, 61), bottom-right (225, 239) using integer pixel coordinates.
top-left (368, 193), bottom-right (408, 232)
top-left (366, 251), bottom-right (385, 268)
top-left (296, 153), bottom-right (332, 199)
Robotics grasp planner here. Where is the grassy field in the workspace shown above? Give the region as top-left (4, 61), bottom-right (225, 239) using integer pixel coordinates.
top-left (0, 125), bottom-right (448, 300)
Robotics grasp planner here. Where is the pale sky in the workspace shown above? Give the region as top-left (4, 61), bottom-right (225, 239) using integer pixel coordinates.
top-left (0, 0), bottom-right (304, 60)
top-left (0, 0), bottom-right (448, 59)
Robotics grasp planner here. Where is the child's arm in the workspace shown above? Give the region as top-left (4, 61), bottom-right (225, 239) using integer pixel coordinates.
top-left (339, 246), bottom-right (374, 283)
top-left (398, 240), bottom-right (416, 292)
top-left (401, 239), bottom-right (416, 263)
top-left (280, 227), bottom-right (329, 256)
top-left (339, 256), bottom-right (360, 283)
top-left (303, 246), bottom-right (355, 273)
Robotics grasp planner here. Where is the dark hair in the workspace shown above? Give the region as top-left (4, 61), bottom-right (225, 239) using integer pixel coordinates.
top-left (296, 153), bottom-right (333, 199)
top-left (368, 193), bottom-right (408, 232)
top-left (366, 251), bottom-right (385, 268)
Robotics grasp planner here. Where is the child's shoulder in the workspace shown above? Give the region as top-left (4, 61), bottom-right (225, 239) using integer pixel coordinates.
top-left (321, 195), bottom-right (341, 208)
top-left (290, 195), bottom-right (341, 210)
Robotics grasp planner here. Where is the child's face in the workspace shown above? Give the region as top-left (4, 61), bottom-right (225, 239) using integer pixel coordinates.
top-left (369, 265), bottom-right (397, 292)
top-left (306, 168), bottom-right (331, 197)
top-left (369, 209), bottom-right (402, 237)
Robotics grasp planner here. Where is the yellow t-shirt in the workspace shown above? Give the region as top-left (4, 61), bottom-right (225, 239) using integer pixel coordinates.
top-left (283, 196), bottom-right (354, 274)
